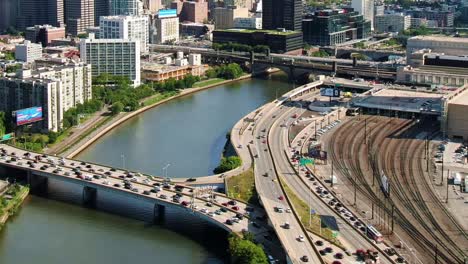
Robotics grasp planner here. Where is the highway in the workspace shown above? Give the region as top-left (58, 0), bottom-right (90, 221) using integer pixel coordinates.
top-left (268, 103), bottom-right (396, 264)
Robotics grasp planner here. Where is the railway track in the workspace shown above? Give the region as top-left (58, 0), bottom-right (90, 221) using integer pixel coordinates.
top-left (380, 121), bottom-right (466, 264)
top-left (328, 116), bottom-right (466, 263)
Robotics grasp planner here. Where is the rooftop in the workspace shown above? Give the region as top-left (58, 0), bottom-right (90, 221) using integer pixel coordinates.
top-left (409, 35), bottom-right (468, 43)
top-left (353, 87), bottom-right (444, 114)
top-left (215, 28), bottom-right (300, 36)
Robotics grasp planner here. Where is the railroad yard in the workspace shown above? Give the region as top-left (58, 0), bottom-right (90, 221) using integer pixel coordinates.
top-left (310, 115), bottom-right (468, 263)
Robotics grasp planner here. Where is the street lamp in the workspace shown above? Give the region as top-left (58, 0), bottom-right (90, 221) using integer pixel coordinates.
top-left (121, 154), bottom-right (126, 169)
top-left (162, 163), bottom-right (171, 179)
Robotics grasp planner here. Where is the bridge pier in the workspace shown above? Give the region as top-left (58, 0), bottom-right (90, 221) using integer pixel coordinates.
top-left (27, 172), bottom-right (48, 195)
top-left (82, 186), bottom-right (97, 208)
top-left (153, 203), bottom-right (165, 224)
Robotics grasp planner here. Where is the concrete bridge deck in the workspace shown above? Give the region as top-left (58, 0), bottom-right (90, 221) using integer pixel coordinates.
top-left (0, 144), bottom-right (276, 246)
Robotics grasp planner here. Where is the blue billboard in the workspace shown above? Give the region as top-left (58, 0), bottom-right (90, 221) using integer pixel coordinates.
top-left (16, 107), bottom-right (43, 126)
top-left (158, 9), bottom-right (177, 18)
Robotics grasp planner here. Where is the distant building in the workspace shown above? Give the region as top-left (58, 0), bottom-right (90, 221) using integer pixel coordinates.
top-left (352, 0), bottom-right (374, 30)
top-left (180, 22), bottom-right (213, 37)
top-left (94, 0), bottom-right (110, 25)
top-left (110, 0), bottom-right (143, 15)
top-left (15, 0), bottom-right (64, 30)
top-left (406, 9), bottom-right (454, 28)
top-left (15, 41), bottom-right (43, 63)
top-left (80, 37), bottom-right (141, 86)
top-left (212, 6), bottom-right (249, 29)
top-left (0, 0), bottom-right (18, 33)
top-left (262, 0), bottom-right (302, 31)
top-left (374, 4), bottom-right (384, 16)
top-left (65, 0), bottom-right (95, 36)
top-left (302, 9), bottom-right (371, 46)
top-left (179, 0), bottom-right (208, 23)
top-left (213, 28), bottom-right (303, 54)
top-left (144, 0), bottom-right (162, 13)
top-left (100, 15), bottom-right (149, 52)
top-left (234, 17), bottom-right (262, 29)
top-left (155, 10), bottom-right (180, 44)
top-left (375, 14), bottom-right (410, 33)
top-left (0, 62), bottom-right (92, 132)
top-left (407, 36), bottom-right (468, 64)
top-left (25, 25), bottom-right (66, 47)
top-left (410, 18), bottom-right (428, 29)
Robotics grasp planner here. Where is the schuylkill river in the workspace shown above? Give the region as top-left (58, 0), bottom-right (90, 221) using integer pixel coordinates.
top-left (0, 74), bottom-right (295, 264)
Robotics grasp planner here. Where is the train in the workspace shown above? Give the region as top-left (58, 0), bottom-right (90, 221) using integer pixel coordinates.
top-left (366, 224), bottom-right (384, 243)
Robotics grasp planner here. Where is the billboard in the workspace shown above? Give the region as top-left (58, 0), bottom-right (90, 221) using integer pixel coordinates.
top-left (158, 9), bottom-right (177, 18)
top-left (320, 88), bottom-right (340, 97)
top-left (16, 107), bottom-right (43, 126)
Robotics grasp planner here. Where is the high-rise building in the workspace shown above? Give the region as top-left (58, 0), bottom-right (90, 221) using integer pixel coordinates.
top-left (234, 17), bottom-right (262, 29)
top-left (155, 10), bottom-right (179, 44)
top-left (0, 62), bottom-right (92, 132)
top-left (110, 0), bottom-right (144, 15)
top-left (144, 0), bottom-right (162, 13)
top-left (65, 0), bottom-right (95, 36)
top-left (262, 0), bottom-right (302, 31)
top-left (15, 41), bottom-right (43, 62)
top-left (94, 0), bottom-right (110, 26)
top-left (100, 15), bottom-right (149, 53)
top-left (25, 25), bottom-right (66, 47)
top-left (80, 37), bottom-right (141, 86)
top-left (0, 0), bottom-right (18, 33)
top-left (179, 0), bottom-right (208, 23)
top-left (212, 6), bottom-right (249, 29)
top-left (352, 0), bottom-right (374, 30)
top-left (302, 9), bottom-right (371, 46)
top-left (15, 0), bottom-right (64, 30)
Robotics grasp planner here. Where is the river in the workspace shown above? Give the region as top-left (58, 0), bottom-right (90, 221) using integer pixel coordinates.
top-left (0, 73), bottom-right (295, 264)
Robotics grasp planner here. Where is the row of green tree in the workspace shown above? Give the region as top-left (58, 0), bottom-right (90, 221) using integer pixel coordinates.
top-left (213, 42), bottom-right (269, 54)
top-left (228, 233), bottom-right (268, 264)
top-left (213, 156), bottom-right (242, 174)
top-left (205, 63), bottom-right (244, 80)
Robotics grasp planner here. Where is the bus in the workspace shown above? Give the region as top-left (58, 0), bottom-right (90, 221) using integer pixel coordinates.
top-left (366, 225), bottom-right (383, 243)
top-left (346, 107), bottom-right (360, 116)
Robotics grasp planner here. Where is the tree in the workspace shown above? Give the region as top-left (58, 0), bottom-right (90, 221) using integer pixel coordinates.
top-left (229, 235), bottom-right (268, 264)
top-left (205, 68), bottom-right (218, 79)
top-left (111, 101), bottom-right (124, 115)
top-left (214, 156), bottom-right (242, 174)
top-left (48, 131), bottom-right (59, 144)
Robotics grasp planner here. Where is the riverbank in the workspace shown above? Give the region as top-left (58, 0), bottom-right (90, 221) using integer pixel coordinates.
top-left (0, 185), bottom-right (29, 230)
top-left (64, 74), bottom-right (253, 159)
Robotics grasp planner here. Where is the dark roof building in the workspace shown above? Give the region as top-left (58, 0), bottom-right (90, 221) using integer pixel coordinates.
top-left (212, 29), bottom-right (303, 54)
top-left (263, 0), bottom-right (302, 31)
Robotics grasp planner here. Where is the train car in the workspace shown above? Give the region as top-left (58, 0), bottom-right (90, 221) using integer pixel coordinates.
top-left (366, 225), bottom-right (383, 243)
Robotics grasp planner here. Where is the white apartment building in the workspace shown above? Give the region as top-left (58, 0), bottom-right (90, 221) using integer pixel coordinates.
top-left (352, 0), bottom-right (375, 30)
top-left (188, 54), bottom-right (201, 66)
top-left (155, 15), bottom-right (179, 44)
top-left (80, 37), bottom-right (141, 86)
top-left (375, 14), bottom-right (411, 33)
top-left (15, 40), bottom-right (43, 62)
top-left (233, 17), bottom-right (262, 29)
top-left (100, 15), bottom-right (149, 53)
top-left (0, 62), bottom-right (92, 132)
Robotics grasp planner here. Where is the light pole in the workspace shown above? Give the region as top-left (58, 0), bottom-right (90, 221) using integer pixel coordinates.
top-left (163, 163), bottom-right (171, 179)
top-left (121, 154), bottom-right (126, 169)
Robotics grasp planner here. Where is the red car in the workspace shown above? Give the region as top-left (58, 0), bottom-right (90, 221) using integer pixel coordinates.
top-left (278, 196), bottom-right (284, 201)
top-left (181, 201), bottom-right (189, 207)
top-left (232, 206), bottom-right (240, 211)
top-left (222, 202), bottom-right (228, 206)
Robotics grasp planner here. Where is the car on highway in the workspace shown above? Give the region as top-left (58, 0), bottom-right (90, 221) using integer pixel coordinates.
top-left (278, 195), bottom-right (284, 200)
top-left (297, 235), bottom-right (305, 242)
top-left (226, 219), bottom-right (233, 225)
top-left (143, 190), bottom-right (150, 195)
top-left (232, 206), bottom-right (240, 211)
top-left (283, 222), bottom-right (290, 229)
top-left (159, 194), bottom-right (167, 199)
top-left (301, 255), bottom-right (309, 262)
